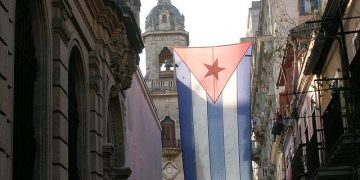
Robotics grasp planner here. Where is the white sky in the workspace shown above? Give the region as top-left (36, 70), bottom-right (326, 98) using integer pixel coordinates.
top-left (139, 0), bottom-right (253, 74)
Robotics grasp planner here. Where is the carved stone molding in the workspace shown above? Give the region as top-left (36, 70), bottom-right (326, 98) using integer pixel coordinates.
top-left (109, 33), bottom-right (138, 91)
top-left (163, 161), bottom-right (180, 180)
top-left (103, 143), bottom-right (115, 179)
top-left (102, 143), bottom-right (132, 180)
top-left (89, 52), bottom-right (101, 93)
top-left (52, 0), bottom-right (72, 44)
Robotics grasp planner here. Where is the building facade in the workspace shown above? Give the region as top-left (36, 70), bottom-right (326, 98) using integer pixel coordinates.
top-left (0, 0), bottom-right (162, 180)
top-left (142, 0), bottom-right (189, 179)
top-left (252, 0), bottom-right (360, 179)
top-left (285, 0), bottom-right (360, 179)
top-left (251, 0), bottom-right (276, 178)
top-left (251, 0), bottom-right (317, 179)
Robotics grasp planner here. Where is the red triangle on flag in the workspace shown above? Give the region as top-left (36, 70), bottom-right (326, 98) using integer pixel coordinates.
top-left (174, 42), bottom-right (252, 103)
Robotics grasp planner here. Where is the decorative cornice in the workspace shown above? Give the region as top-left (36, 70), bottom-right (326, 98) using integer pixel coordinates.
top-left (119, 5), bottom-right (144, 53)
top-left (88, 0), bottom-right (144, 92)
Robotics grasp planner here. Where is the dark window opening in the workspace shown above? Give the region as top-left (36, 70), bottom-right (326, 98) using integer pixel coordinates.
top-left (323, 93), bottom-right (343, 154)
top-left (68, 51), bottom-right (80, 180)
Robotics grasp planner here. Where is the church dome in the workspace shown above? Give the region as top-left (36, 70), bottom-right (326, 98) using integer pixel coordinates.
top-left (145, 0), bottom-right (185, 31)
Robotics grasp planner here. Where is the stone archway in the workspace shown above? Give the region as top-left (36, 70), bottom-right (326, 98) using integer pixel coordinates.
top-left (103, 87), bottom-right (132, 179)
top-left (68, 46), bottom-right (89, 180)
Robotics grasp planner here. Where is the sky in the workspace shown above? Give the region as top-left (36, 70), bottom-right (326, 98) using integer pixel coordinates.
top-left (139, 0), bottom-right (254, 73)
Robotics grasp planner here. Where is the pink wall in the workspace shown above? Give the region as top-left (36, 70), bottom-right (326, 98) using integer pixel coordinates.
top-left (125, 70), bottom-right (162, 180)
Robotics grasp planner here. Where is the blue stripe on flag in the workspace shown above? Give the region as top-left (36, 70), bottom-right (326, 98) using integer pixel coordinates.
top-left (237, 49), bottom-right (252, 180)
top-left (176, 54), bottom-right (197, 180)
top-left (207, 96), bottom-right (226, 180)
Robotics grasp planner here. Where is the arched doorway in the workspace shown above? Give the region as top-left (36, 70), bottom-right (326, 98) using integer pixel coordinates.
top-left (13, 0), bottom-right (37, 179)
top-left (68, 47), bottom-right (88, 180)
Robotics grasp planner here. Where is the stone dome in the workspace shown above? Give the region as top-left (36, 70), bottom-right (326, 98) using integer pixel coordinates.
top-left (145, 0), bottom-right (185, 31)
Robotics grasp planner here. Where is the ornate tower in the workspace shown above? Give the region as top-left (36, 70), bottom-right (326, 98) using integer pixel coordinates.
top-left (142, 0), bottom-right (189, 179)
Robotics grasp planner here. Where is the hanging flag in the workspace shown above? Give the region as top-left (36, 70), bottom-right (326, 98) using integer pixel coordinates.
top-left (175, 42), bottom-right (253, 180)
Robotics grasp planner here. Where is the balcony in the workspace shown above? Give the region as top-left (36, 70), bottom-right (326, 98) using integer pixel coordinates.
top-left (291, 144), bottom-right (307, 180)
top-left (306, 134), bottom-right (320, 178)
top-left (162, 139), bottom-right (181, 156)
top-left (310, 92), bottom-right (360, 179)
top-left (322, 93), bottom-right (360, 167)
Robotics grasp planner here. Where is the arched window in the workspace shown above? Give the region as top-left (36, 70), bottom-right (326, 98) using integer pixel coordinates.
top-left (108, 93), bottom-right (125, 167)
top-left (161, 117), bottom-right (176, 148)
top-left (162, 14), bottom-right (167, 23)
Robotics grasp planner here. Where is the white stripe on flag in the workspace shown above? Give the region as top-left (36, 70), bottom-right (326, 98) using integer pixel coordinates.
top-left (191, 74), bottom-right (211, 180)
top-left (222, 70), bottom-right (241, 179)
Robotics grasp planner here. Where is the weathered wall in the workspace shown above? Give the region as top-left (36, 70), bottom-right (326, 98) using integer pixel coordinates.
top-left (125, 70), bottom-right (162, 180)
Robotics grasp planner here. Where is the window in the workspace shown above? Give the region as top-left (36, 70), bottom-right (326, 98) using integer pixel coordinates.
top-left (299, 0), bottom-right (320, 15)
top-left (161, 117), bottom-right (175, 140)
top-left (162, 14), bottom-right (167, 23)
top-left (161, 117), bottom-right (176, 148)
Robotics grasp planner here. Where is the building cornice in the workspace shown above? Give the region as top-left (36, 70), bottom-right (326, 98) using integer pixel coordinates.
top-left (142, 30), bottom-right (190, 46)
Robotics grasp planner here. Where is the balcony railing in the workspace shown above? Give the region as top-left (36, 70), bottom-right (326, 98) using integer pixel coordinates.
top-left (146, 80), bottom-right (177, 93)
top-left (162, 139), bottom-right (181, 156)
top-left (296, 88), bottom-right (360, 179)
top-left (322, 92), bottom-right (360, 166)
top-left (162, 139), bottom-right (181, 149)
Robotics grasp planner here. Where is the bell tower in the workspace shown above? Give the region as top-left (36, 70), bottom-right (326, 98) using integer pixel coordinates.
top-left (142, 0), bottom-right (189, 179)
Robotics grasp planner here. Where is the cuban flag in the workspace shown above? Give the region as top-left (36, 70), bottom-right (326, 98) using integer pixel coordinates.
top-left (174, 42), bottom-right (252, 180)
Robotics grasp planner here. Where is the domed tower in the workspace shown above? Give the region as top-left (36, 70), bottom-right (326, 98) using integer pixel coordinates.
top-left (143, 0), bottom-right (189, 80)
top-left (142, 0), bottom-right (189, 179)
